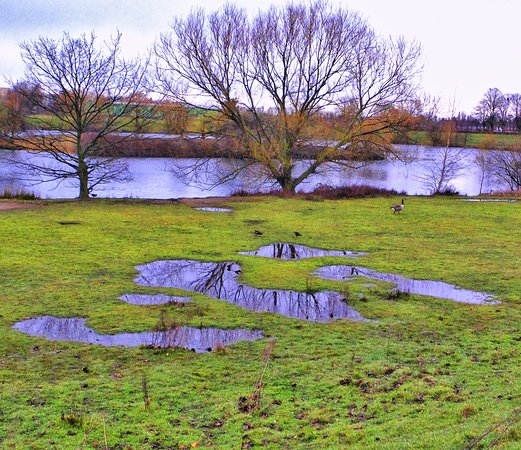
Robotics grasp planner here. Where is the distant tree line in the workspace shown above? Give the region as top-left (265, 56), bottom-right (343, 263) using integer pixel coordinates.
top-left (417, 87), bottom-right (521, 138)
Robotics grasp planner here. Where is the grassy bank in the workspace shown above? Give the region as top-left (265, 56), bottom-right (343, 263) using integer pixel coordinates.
top-left (403, 130), bottom-right (521, 151)
top-left (0, 197), bottom-right (520, 449)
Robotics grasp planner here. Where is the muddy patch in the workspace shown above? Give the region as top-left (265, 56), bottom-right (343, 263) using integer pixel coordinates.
top-left (13, 316), bottom-right (262, 352)
top-left (0, 201), bottom-right (39, 211)
top-left (119, 294), bottom-right (192, 305)
top-left (314, 265), bottom-right (497, 305)
top-left (134, 260), bottom-right (367, 322)
top-left (239, 243), bottom-right (367, 260)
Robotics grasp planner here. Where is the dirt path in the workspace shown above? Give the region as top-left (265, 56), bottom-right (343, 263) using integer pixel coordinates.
top-left (0, 201), bottom-right (39, 211)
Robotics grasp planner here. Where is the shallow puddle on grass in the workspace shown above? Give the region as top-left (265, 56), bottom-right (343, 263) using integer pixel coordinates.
top-left (314, 265), bottom-right (497, 304)
top-left (13, 316), bottom-right (262, 352)
top-left (134, 260), bottom-right (367, 322)
top-left (461, 199), bottom-right (517, 203)
top-left (238, 243), bottom-right (367, 260)
top-left (195, 207), bottom-right (233, 212)
top-left (119, 293), bottom-right (191, 305)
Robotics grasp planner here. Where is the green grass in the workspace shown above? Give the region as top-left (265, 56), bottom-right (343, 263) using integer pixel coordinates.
top-left (0, 197), bottom-right (520, 449)
top-left (406, 130), bottom-right (521, 150)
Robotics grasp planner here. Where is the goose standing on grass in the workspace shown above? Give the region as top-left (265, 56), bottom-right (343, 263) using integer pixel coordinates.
top-left (390, 198), bottom-right (405, 214)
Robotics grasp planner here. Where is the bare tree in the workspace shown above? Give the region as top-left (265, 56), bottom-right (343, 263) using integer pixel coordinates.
top-left (488, 150), bottom-right (521, 191)
top-left (154, 1), bottom-right (421, 193)
top-left (474, 88), bottom-right (507, 133)
top-left (2, 31), bottom-right (151, 199)
top-left (508, 93), bottom-right (521, 132)
top-left (474, 150), bottom-right (491, 195)
top-left (0, 83), bottom-right (43, 136)
top-left (158, 100), bottom-right (190, 134)
top-left (417, 118), bottom-right (469, 194)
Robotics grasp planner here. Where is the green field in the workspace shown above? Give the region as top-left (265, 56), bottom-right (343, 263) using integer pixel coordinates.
top-left (0, 197), bottom-right (520, 449)
top-left (405, 130), bottom-right (521, 151)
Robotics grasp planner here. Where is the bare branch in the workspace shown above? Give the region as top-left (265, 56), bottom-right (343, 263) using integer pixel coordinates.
top-left (2, 31), bottom-right (152, 199)
top-left (154, 0), bottom-right (422, 192)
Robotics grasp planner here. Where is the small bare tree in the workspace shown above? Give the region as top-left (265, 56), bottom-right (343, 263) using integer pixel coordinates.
top-left (488, 150), bottom-right (521, 191)
top-left (417, 117), bottom-right (469, 195)
top-left (474, 150), bottom-right (491, 195)
top-left (2, 31), bottom-right (151, 199)
top-left (154, 1), bottom-right (421, 193)
top-left (158, 100), bottom-right (190, 134)
top-left (509, 93), bottom-right (521, 132)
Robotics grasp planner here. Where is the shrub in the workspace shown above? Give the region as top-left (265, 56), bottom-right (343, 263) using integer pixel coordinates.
top-left (304, 184), bottom-right (406, 200)
top-left (0, 188), bottom-right (39, 200)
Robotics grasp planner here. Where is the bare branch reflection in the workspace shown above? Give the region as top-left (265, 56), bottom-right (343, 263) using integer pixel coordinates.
top-left (135, 259), bottom-right (367, 322)
top-left (13, 316), bottom-right (262, 352)
top-left (314, 265), bottom-right (497, 304)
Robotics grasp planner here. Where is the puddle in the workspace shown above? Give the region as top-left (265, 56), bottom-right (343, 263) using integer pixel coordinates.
top-left (195, 207), bottom-right (233, 212)
top-left (13, 316), bottom-right (262, 352)
top-left (461, 199), bottom-right (517, 203)
top-left (314, 265), bottom-right (497, 305)
top-left (238, 243), bottom-right (367, 260)
top-left (135, 260), bottom-right (367, 322)
top-left (120, 294), bottom-right (192, 305)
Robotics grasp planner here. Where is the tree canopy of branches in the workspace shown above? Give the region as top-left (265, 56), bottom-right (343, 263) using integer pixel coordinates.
top-left (474, 88), bottom-right (509, 132)
top-left (3, 31), bottom-right (151, 199)
top-left (155, 0), bottom-right (421, 192)
top-left (488, 150), bottom-right (521, 191)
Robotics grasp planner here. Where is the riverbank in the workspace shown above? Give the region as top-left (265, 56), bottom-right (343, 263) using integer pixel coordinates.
top-left (398, 130), bottom-right (521, 151)
top-left (4, 130), bottom-right (521, 157)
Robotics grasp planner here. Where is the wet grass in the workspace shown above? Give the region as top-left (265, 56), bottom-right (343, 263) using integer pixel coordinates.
top-left (0, 196), bottom-right (520, 449)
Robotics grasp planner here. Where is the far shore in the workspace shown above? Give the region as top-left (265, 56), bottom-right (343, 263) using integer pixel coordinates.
top-left (2, 130), bottom-right (521, 158)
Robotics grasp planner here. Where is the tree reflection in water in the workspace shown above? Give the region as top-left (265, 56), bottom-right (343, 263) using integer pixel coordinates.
top-left (13, 316), bottom-right (263, 352)
top-left (314, 265), bottom-right (497, 304)
top-left (135, 260), bottom-right (367, 322)
top-left (238, 243), bottom-right (367, 260)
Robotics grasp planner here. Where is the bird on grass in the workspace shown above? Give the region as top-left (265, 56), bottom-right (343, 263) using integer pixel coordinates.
top-left (253, 230), bottom-right (263, 235)
top-left (294, 231), bottom-right (302, 237)
top-left (390, 198), bottom-right (406, 214)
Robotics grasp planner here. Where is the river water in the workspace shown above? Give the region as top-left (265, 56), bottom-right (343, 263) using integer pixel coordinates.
top-left (0, 145), bottom-right (501, 199)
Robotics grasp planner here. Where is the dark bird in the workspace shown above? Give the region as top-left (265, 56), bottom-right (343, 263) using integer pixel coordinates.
top-left (390, 198), bottom-right (405, 214)
top-left (294, 231), bottom-right (302, 237)
top-left (254, 230), bottom-right (263, 235)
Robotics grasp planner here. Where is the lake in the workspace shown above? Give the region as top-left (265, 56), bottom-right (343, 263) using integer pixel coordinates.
top-left (0, 145), bottom-right (502, 199)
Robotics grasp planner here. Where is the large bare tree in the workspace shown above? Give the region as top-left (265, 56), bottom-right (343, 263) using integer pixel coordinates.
top-left (155, 1), bottom-right (421, 193)
top-left (3, 31), bottom-right (151, 199)
top-left (474, 88), bottom-right (507, 133)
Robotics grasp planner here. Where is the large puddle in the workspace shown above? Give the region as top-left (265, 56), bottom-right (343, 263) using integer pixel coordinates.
top-left (13, 316), bottom-right (262, 352)
top-left (238, 243), bottom-right (367, 260)
top-left (134, 260), bottom-right (367, 322)
top-left (314, 265), bottom-right (497, 304)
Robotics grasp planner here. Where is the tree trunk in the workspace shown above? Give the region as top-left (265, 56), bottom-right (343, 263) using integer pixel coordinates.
top-left (78, 159), bottom-right (89, 200)
top-left (276, 171), bottom-right (296, 194)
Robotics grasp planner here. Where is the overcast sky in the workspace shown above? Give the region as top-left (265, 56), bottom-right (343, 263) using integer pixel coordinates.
top-left (1, 0), bottom-right (520, 115)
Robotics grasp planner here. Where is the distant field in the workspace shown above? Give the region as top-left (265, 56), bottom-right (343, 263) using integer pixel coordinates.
top-left (405, 130), bottom-right (521, 150)
top-left (0, 196), bottom-right (520, 449)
